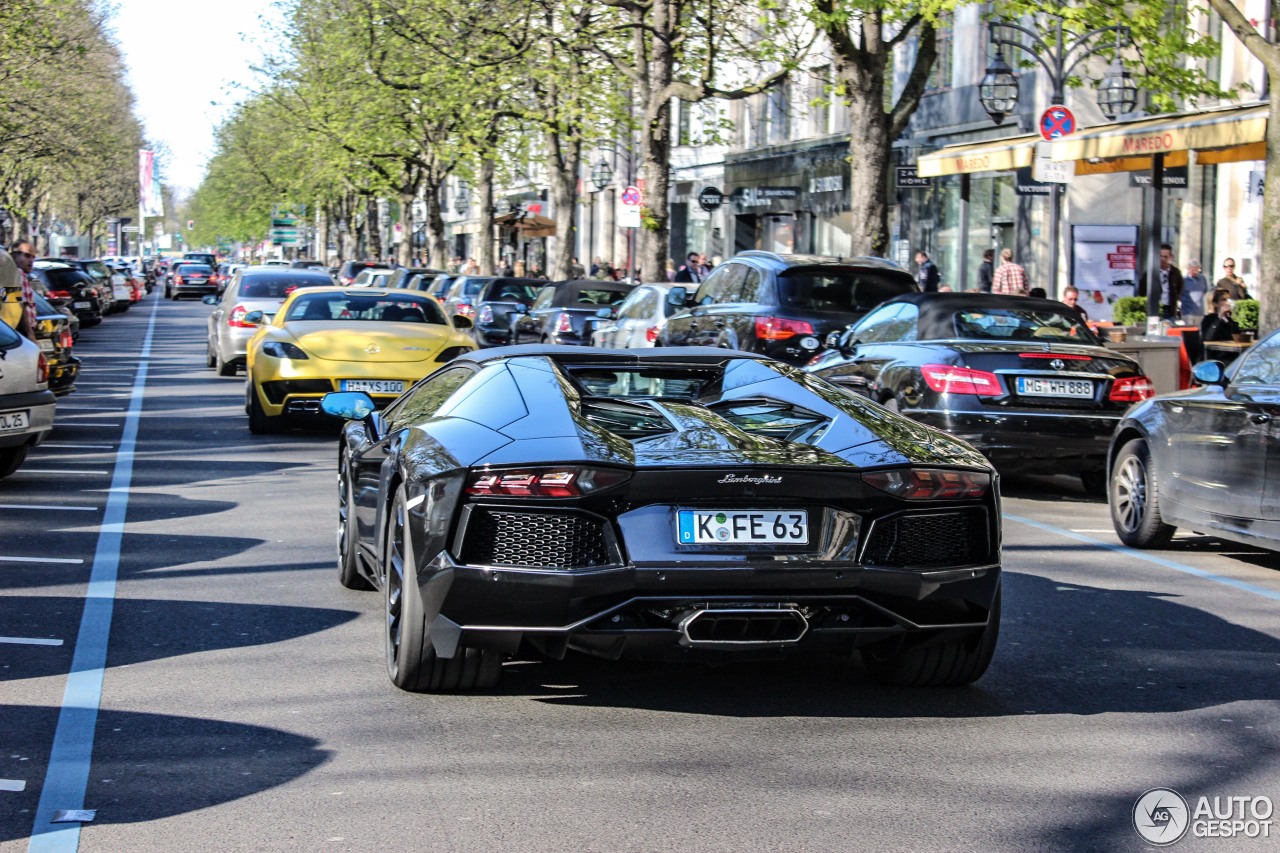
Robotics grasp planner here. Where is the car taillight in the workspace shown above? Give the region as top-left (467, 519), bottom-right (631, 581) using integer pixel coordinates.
top-left (37, 353), bottom-right (49, 384)
top-left (466, 466), bottom-right (631, 498)
top-left (47, 290), bottom-right (72, 300)
top-left (754, 316), bottom-right (814, 340)
top-left (645, 325), bottom-right (659, 343)
top-left (554, 312), bottom-right (573, 334)
top-left (477, 304), bottom-right (494, 325)
top-left (1110, 375), bottom-right (1156, 402)
top-left (456, 302), bottom-right (474, 316)
top-left (920, 364), bottom-right (1002, 396)
top-left (340, 277), bottom-right (353, 285)
top-left (228, 305), bottom-right (255, 328)
top-left (175, 275), bottom-right (184, 285)
top-left (862, 468), bottom-right (991, 500)
top-left (60, 329), bottom-right (73, 348)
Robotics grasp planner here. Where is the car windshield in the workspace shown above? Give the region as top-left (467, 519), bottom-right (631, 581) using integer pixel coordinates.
top-left (564, 366), bottom-right (720, 400)
top-left (953, 307), bottom-right (1099, 342)
top-left (286, 293), bottom-right (448, 325)
top-left (240, 275), bottom-right (332, 298)
top-left (777, 268), bottom-right (915, 314)
top-left (176, 264), bottom-right (212, 275)
top-left (41, 268), bottom-right (90, 289)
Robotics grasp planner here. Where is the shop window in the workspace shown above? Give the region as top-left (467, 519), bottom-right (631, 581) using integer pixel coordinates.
top-left (926, 16), bottom-right (954, 92)
top-left (677, 99), bottom-right (692, 147)
top-left (767, 83), bottom-right (790, 145)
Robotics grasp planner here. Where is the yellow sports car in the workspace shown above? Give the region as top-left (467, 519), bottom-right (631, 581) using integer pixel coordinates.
top-left (243, 286), bottom-right (475, 433)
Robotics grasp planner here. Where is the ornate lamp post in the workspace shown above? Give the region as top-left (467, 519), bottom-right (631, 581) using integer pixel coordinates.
top-left (979, 20), bottom-right (1137, 295)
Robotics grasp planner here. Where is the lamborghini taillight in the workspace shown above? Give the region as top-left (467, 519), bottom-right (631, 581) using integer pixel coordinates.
top-left (862, 468), bottom-right (990, 500)
top-left (466, 466), bottom-right (630, 498)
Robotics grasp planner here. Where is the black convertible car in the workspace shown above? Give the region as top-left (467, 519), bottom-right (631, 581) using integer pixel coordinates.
top-left (806, 293), bottom-right (1154, 494)
top-left (324, 346), bottom-right (1002, 693)
top-left (1109, 328), bottom-right (1280, 552)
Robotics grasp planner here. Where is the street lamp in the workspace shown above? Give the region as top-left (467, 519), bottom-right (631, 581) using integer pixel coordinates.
top-left (591, 158), bottom-right (614, 192)
top-left (979, 20), bottom-right (1136, 295)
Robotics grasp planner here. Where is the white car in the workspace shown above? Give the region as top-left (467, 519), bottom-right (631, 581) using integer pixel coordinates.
top-left (0, 322), bottom-right (57, 479)
top-left (590, 282), bottom-right (677, 348)
top-left (351, 269), bottom-right (394, 287)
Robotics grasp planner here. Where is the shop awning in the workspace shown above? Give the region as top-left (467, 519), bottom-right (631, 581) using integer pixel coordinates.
top-left (917, 133), bottom-right (1039, 177)
top-left (494, 211), bottom-right (557, 238)
top-left (1046, 103), bottom-right (1268, 165)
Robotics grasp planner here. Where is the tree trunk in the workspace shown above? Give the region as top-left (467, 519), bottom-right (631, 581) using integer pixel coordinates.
top-left (366, 196), bottom-right (383, 260)
top-left (636, 3), bottom-right (674, 283)
top-left (547, 132), bottom-right (581, 281)
top-left (398, 188), bottom-right (416, 266)
top-left (1261, 74), bottom-right (1280, 335)
top-left (318, 202), bottom-right (330, 264)
top-left (841, 68), bottom-right (891, 256)
top-left (422, 180), bottom-right (448, 269)
top-left (477, 159), bottom-right (495, 274)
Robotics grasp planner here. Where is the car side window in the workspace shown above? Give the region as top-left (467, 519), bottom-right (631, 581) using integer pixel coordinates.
top-left (697, 264), bottom-right (746, 305)
top-left (387, 367), bottom-right (474, 429)
top-left (851, 303), bottom-right (919, 344)
top-left (739, 267), bottom-right (769, 304)
top-left (692, 266), bottom-right (727, 305)
top-left (1231, 334), bottom-right (1280, 386)
top-left (532, 286), bottom-right (556, 309)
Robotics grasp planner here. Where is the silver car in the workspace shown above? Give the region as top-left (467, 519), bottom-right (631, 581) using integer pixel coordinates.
top-left (0, 322), bottom-right (57, 479)
top-left (590, 282), bottom-right (677, 348)
top-left (205, 267), bottom-right (334, 376)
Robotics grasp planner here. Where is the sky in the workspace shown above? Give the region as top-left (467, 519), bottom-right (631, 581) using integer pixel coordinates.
top-left (108, 0), bottom-right (283, 194)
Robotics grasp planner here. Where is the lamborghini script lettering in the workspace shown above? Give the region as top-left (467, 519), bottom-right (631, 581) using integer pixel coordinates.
top-left (718, 474), bottom-right (783, 485)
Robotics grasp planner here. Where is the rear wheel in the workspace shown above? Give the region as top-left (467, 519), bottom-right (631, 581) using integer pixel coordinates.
top-left (247, 384), bottom-right (284, 434)
top-left (215, 351), bottom-right (237, 376)
top-left (205, 343), bottom-right (217, 368)
top-left (385, 486), bottom-right (501, 692)
top-left (0, 446), bottom-right (28, 479)
top-left (1110, 438), bottom-right (1175, 548)
top-left (337, 450), bottom-right (373, 590)
top-left (860, 587), bottom-right (1001, 687)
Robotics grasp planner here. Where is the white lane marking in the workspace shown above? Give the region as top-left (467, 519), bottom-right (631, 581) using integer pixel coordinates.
top-left (0, 637), bottom-right (64, 646)
top-left (1006, 514), bottom-right (1280, 602)
top-left (0, 556), bottom-right (84, 565)
top-left (1069, 528), bottom-right (1114, 533)
top-left (29, 291), bottom-right (159, 853)
top-left (0, 505), bottom-right (99, 512)
top-left (32, 445), bottom-right (115, 450)
top-left (16, 470), bottom-right (109, 476)
top-left (1, 779), bottom-right (27, 792)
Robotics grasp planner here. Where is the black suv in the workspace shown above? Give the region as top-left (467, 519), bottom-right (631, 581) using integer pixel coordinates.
top-left (659, 252), bottom-right (917, 365)
top-left (31, 262), bottom-right (104, 327)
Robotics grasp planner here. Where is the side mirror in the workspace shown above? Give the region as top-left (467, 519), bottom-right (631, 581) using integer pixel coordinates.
top-left (514, 303), bottom-right (529, 315)
top-left (1191, 360), bottom-right (1227, 387)
top-left (824, 331), bottom-right (842, 350)
top-left (595, 307), bottom-right (615, 320)
top-left (453, 314), bottom-right (474, 330)
top-left (666, 286), bottom-right (687, 307)
top-left (202, 295), bottom-right (218, 305)
top-left (321, 391), bottom-right (376, 420)
top-left (242, 310), bottom-right (264, 326)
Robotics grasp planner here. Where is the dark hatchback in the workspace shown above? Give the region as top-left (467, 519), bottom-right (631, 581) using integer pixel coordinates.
top-left (385, 267), bottom-right (446, 290)
top-left (469, 278), bottom-right (546, 347)
top-left (324, 346), bottom-right (1001, 693)
top-left (806, 292), bottom-right (1154, 493)
top-left (31, 262), bottom-right (103, 327)
top-left (336, 260), bottom-right (390, 286)
top-left (1109, 328), bottom-right (1280, 551)
top-left (167, 263), bottom-right (216, 299)
top-left (512, 280), bottom-right (633, 345)
top-left (660, 252), bottom-right (917, 366)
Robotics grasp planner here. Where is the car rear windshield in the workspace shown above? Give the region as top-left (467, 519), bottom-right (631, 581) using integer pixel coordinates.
top-left (564, 366), bottom-right (720, 400)
top-left (777, 268), bottom-right (915, 315)
top-left (286, 293), bottom-right (448, 325)
top-left (42, 268), bottom-right (91, 289)
top-left (176, 264), bottom-right (212, 274)
top-left (952, 307), bottom-right (1099, 342)
top-left (558, 285), bottom-right (630, 307)
top-left (239, 275), bottom-right (332, 298)
top-left (484, 281), bottom-right (540, 303)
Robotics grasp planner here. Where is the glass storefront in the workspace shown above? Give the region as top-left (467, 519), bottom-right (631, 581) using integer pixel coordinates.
top-left (903, 173), bottom-right (1016, 290)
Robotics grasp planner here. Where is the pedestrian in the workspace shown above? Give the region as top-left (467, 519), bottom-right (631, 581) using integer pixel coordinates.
top-left (673, 251), bottom-right (704, 284)
top-left (991, 248), bottom-right (1028, 295)
top-left (977, 249), bottom-right (994, 292)
top-left (4, 241), bottom-right (38, 340)
top-left (1062, 286), bottom-right (1088, 321)
top-left (463, 257), bottom-right (479, 275)
top-left (569, 256), bottom-right (585, 279)
top-left (1139, 243), bottom-right (1183, 320)
top-left (914, 251), bottom-right (940, 292)
top-left (1181, 259), bottom-right (1207, 320)
top-left (1200, 289), bottom-right (1240, 342)
top-left (1214, 257), bottom-right (1250, 300)
top-left (513, 259), bottom-right (526, 278)
top-left (1028, 287), bottom-right (1047, 299)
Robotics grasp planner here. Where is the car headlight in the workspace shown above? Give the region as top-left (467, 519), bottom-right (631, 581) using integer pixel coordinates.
top-left (261, 341), bottom-right (309, 360)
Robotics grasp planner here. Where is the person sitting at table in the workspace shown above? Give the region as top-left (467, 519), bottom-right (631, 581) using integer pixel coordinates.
top-left (1200, 289), bottom-right (1240, 343)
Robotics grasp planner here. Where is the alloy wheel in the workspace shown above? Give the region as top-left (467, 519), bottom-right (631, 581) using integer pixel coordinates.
top-left (1113, 455), bottom-right (1147, 533)
top-left (384, 496), bottom-right (407, 672)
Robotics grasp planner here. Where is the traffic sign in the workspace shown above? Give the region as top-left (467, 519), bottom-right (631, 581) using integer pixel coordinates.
top-left (621, 185), bottom-right (642, 206)
top-left (1039, 105), bottom-right (1076, 141)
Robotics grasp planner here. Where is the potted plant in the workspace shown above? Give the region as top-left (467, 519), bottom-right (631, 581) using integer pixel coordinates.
top-left (1108, 297), bottom-right (1147, 340)
top-left (1233, 298), bottom-right (1259, 335)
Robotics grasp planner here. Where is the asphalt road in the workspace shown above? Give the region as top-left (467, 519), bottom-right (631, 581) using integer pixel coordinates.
top-left (2, 295), bottom-right (1279, 852)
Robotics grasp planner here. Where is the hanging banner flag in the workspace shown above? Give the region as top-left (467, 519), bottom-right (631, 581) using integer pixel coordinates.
top-left (138, 150), bottom-right (164, 217)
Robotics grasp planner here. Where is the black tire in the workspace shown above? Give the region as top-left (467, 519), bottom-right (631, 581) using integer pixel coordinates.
top-left (1110, 438), bottom-right (1175, 547)
top-left (164, 286), bottom-right (171, 299)
top-left (1079, 470), bottom-right (1108, 499)
top-left (384, 486), bottom-right (501, 692)
top-left (337, 449), bottom-right (374, 590)
top-left (861, 586), bottom-right (1001, 687)
top-left (0, 445), bottom-right (28, 479)
top-left (205, 343), bottom-right (217, 369)
top-left (215, 351), bottom-right (237, 376)
top-left (247, 384), bottom-right (284, 434)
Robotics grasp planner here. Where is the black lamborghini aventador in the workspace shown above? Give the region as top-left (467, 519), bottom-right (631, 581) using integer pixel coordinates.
top-left (323, 345), bottom-right (1002, 693)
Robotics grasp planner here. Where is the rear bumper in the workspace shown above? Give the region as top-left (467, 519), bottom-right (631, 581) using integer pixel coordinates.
top-left (174, 283), bottom-right (216, 296)
top-left (908, 407), bottom-right (1120, 472)
top-left (0, 389), bottom-right (57, 448)
top-left (49, 356), bottom-right (80, 395)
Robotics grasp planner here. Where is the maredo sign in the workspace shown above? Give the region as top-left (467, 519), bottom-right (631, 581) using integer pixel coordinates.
top-left (1121, 132), bottom-right (1178, 155)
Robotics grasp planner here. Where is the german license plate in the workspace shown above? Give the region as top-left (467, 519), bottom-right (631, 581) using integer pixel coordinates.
top-left (73, 301), bottom-right (91, 309)
top-left (1016, 377), bottom-right (1093, 398)
top-left (0, 410), bottom-right (30, 432)
top-left (677, 509), bottom-right (808, 545)
top-left (341, 379), bottom-right (404, 394)
top-left (38, 339), bottom-right (54, 352)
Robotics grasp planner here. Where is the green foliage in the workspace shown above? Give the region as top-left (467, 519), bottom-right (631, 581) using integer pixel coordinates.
top-left (1233, 299), bottom-right (1260, 330)
top-left (1112, 297), bottom-right (1148, 326)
